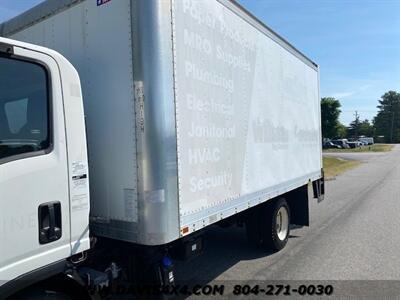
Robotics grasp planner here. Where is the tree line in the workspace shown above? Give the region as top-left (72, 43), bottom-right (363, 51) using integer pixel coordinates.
top-left (321, 90), bottom-right (400, 143)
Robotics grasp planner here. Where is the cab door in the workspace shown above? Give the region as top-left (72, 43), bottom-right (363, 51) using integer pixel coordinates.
top-left (0, 44), bottom-right (71, 283)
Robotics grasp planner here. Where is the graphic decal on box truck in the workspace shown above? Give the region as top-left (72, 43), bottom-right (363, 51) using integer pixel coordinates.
top-left (173, 0), bottom-right (257, 216)
top-left (172, 0), bottom-right (321, 218)
top-left (97, 0), bottom-right (111, 7)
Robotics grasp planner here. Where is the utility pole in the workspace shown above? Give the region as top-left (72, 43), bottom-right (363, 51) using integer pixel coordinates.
top-left (390, 111), bottom-right (395, 143)
top-left (354, 111), bottom-right (359, 139)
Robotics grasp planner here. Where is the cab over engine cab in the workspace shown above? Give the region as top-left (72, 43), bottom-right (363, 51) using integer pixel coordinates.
top-left (0, 39), bottom-right (90, 299)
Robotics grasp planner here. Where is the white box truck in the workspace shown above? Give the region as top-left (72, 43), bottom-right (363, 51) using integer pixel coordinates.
top-left (0, 0), bottom-right (324, 298)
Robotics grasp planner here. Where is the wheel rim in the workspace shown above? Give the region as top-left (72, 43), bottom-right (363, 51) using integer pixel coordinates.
top-left (276, 206), bottom-right (289, 241)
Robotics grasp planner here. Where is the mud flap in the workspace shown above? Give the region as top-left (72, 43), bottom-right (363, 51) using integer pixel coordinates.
top-left (313, 169), bottom-right (325, 203)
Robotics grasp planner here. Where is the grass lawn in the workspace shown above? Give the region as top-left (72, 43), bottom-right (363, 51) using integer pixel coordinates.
top-left (323, 156), bottom-right (362, 179)
top-left (323, 144), bottom-right (393, 153)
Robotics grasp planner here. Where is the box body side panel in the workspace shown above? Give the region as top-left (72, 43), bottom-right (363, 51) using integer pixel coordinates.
top-left (11, 0), bottom-right (140, 238)
top-left (172, 0), bottom-right (322, 233)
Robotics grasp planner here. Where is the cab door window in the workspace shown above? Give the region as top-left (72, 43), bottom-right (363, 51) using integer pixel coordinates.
top-left (0, 55), bottom-right (50, 162)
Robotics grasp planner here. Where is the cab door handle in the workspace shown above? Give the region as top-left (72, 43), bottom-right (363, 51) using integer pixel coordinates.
top-left (38, 201), bottom-right (62, 244)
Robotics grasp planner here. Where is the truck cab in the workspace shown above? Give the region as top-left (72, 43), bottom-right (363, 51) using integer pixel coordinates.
top-left (0, 37), bottom-right (90, 297)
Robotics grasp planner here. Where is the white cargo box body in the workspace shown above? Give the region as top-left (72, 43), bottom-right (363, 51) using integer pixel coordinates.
top-left (1, 0), bottom-right (322, 245)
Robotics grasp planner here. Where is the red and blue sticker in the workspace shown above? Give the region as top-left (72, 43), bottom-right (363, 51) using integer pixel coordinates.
top-left (97, 0), bottom-right (111, 6)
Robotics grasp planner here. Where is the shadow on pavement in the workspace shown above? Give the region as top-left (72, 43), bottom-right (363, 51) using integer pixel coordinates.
top-left (174, 225), bottom-right (275, 283)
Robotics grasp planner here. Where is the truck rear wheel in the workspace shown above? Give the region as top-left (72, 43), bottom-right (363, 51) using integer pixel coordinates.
top-left (246, 198), bottom-right (291, 251)
top-left (271, 199), bottom-right (290, 250)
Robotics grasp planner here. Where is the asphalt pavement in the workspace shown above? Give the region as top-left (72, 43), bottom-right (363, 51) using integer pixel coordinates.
top-left (323, 150), bottom-right (388, 162)
top-left (174, 145), bottom-right (400, 298)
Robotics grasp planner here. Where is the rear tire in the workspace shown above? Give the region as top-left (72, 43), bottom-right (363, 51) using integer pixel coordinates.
top-left (267, 198), bottom-right (290, 250)
top-left (245, 198), bottom-right (291, 251)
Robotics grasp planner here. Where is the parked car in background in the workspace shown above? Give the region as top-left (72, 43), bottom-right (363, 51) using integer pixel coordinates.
top-left (358, 140), bottom-right (368, 146)
top-left (348, 139), bottom-right (363, 147)
top-left (331, 139), bottom-right (350, 149)
top-left (359, 137), bottom-right (374, 145)
top-left (347, 141), bottom-right (362, 148)
top-left (323, 141), bottom-right (342, 149)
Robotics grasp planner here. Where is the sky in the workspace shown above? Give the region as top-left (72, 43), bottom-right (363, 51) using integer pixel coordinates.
top-left (0, 0), bottom-right (399, 125)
